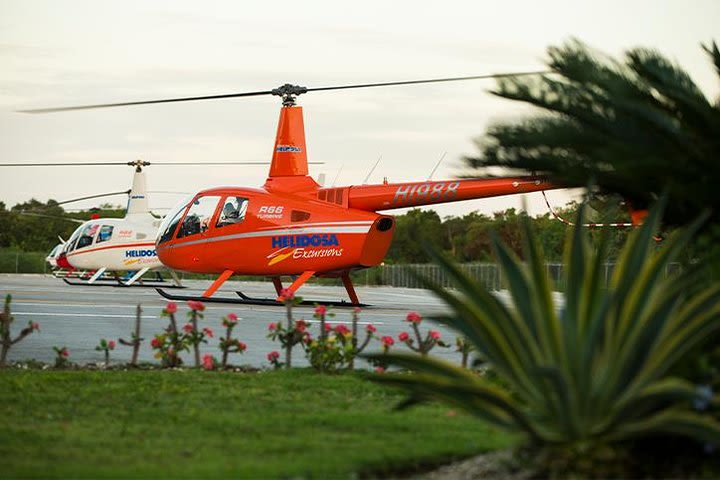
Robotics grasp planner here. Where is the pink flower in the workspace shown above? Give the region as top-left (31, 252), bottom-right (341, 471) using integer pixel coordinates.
top-left (353, 307), bottom-right (362, 314)
top-left (324, 324), bottom-right (333, 332)
top-left (374, 366), bottom-right (386, 374)
top-left (267, 351), bottom-right (280, 362)
top-left (365, 324), bottom-right (377, 334)
top-left (187, 300), bottom-right (205, 312)
top-left (303, 333), bottom-right (313, 344)
top-left (381, 336), bottom-right (395, 347)
top-left (237, 341), bottom-right (247, 351)
top-left (398, 332), bottom-right (410, 342)
top-left (202, 354), bottom-right (214, 370)
top-left (295, 320), bottom-right (308, 333)
top-left (268, 322), bottom-right (277, 331)
top-left (334, 324), bottom-right (350, 336)
top-left (406, 311), bottom-right (422, 323)
top-left (164, 302), bottom-right (178, 314)
top-left (61, 349), bottom-right (69, 358)
top-left (183, 324), bottom-right (194, 334)
top-left (203, 327), bottom-right (214, 338)
top-left (429, 330), bottom-right (441, 340)
top-left (279, 288), bottom-right (294, 301)
top-left (314, 305), bottom-right (327, 316)
top-left (108, 340), bottom-right (116, 350)
top-left (151, 337), bottom-right (161, 348)
top-left (227, 313), bottom-right (238, 323)
top-left (31, 322), bottom-right (40, 331)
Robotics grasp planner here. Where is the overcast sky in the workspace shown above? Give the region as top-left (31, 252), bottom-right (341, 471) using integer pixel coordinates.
top-left (1, 0), bottom-right (718, 218)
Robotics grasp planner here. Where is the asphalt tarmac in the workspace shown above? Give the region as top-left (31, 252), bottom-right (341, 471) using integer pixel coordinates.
top-left (1, 274), bottom-right (473, 368)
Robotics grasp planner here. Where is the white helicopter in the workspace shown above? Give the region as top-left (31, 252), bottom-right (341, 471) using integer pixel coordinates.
top-left (52, 160), bottom-right (182, 286)
top-left (5, 158), bottom-right (301, 286)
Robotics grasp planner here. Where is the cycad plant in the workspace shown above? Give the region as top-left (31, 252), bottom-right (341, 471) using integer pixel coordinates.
top-left (366, 203), bottom-right (720, 473)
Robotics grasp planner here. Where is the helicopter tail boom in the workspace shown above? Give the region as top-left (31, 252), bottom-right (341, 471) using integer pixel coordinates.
top-left (346, 177), bottom-right (555, 212)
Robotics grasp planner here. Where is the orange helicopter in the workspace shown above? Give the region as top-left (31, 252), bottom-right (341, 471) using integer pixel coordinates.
top-left (24, 72), bottom-right (565, 306)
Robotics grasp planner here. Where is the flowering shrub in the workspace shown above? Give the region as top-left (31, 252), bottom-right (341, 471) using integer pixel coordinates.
top-left (95, 338), bottom-right (116, 365)
top-left (341, 307), bottom-right (377, 369)
top-left (118, 304), bottom-right (144, 366)
top-left (153, 302), bottom-right (189, 367)
top-left (267, 351), bottom-right (282, 369)
top-left (187, 300), bottom-right (205, 312)
top-left (455, 336), bottom-right (475, 369)
top-left (314, 304), bottom-right (334, 341)
top-left (219, 313), bottom-right (247, 368)
top-left (304, 325), bottom-right (352, 372)
top-left (1, 294), bottom-right (40, 366)
top-left (406, 311), bottom-right (422, 323)
top-left (185, 301), bottom-right (208, 367)
top-left (53, 346), bottom-right (69, 368)
top-left (367, 335), bottom-right (395, 371)
top-left (202, 353), bottom-right (218, 371)
top-left (397, 311), bottom-right (448, 356)
top-left (304, 305), bottom-right (349, 372)
top-left (267, 290), bottom-right (306, 368)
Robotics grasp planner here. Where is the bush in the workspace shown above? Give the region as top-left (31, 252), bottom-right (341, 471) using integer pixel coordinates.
top-left (367, 202), bottom-right (720, 476)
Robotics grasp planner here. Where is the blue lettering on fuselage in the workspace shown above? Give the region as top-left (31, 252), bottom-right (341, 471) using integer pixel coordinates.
top-left (271, 234), bottom-right (339, 249)
top-left (275, 145), bottom-right (302, 153)
top-left (125, 249), bottom-right (157, 258)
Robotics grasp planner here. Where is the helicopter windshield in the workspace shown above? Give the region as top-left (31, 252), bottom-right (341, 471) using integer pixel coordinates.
top-left (157, 193), bottom-right (195, 244)
top-left (63, 225), bottom-right (85, 253)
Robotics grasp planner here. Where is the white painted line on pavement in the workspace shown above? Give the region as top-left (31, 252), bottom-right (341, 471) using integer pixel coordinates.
top-left (13, 311), bottom-right (385, 324)
top-left (14, 312), bottom-right (158, 319)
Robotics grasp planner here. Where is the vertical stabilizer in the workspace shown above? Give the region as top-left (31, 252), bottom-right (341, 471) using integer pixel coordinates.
top-left (269, 106), bottom-right (308, 177)
top-left (126, 165), bottom-right (150, 216)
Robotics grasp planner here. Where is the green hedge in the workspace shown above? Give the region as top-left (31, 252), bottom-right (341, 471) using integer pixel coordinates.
top-left (0, 249), bottom-right (47, 274)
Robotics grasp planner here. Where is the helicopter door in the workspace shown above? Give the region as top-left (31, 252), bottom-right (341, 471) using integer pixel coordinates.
top-left (175, 195), bottom-right (221, 263)
top-left (177, 195), bottom-right (222, 239)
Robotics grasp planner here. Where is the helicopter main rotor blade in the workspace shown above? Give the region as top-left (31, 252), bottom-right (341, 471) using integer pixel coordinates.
top-left (19, 70), bottom-right (549, 113)
top-left (57, 190), bottom-right (131, 206)
top-left (305, 71), bottom-right (549, 94)
top-left (0, 161), bottom-right (297, 167)
top-left (0, 161), bottom-right (323, 166)
top-left (0, 162), bottom-right (132, 166)
top-left (18, 90), bottom-right (275, 113)
top-left (18, 211), bottom-right (85, 224)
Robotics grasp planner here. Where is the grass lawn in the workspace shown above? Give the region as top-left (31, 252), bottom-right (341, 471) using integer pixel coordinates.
top-left (0, 368), bottom-right (513, 478)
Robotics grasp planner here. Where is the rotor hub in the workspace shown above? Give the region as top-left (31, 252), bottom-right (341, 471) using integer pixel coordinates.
top-left (271, 84), bottom-right (308, 107)
top-left (127, 159), bottom-right (151, 172)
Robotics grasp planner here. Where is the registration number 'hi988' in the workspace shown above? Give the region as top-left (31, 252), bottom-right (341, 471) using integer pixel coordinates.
top-left (392, 182), bottom-right (460, 206)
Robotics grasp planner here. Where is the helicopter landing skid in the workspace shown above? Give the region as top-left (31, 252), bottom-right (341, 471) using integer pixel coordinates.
top-left (63, 278), bottom-right (185, 288)
top-left (155, 288), bottom-right (367, 308)
top-left (62, 277), bottom-right (118, 286)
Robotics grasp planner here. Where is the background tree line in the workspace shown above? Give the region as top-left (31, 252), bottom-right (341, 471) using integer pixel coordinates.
top-left (0, 200), bottom-right (124, 252)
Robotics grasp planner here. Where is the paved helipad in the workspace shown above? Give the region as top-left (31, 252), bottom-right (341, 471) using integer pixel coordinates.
top-left (0, 274), bottom-right (470, 368)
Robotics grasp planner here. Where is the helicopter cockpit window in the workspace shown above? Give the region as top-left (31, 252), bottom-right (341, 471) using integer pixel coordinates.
top-left (77, 224), bottom-right (99, 249)
top-left (96, 225), bottom-right (114, 244)
top-left (157, 194), bottom-right (194, 245)
top-left (64, 226), bottom-right (83, 253)
top-left (216, 197), bottom-right (248, 228)
top-left (177, 195), bottom-right (221, 239)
